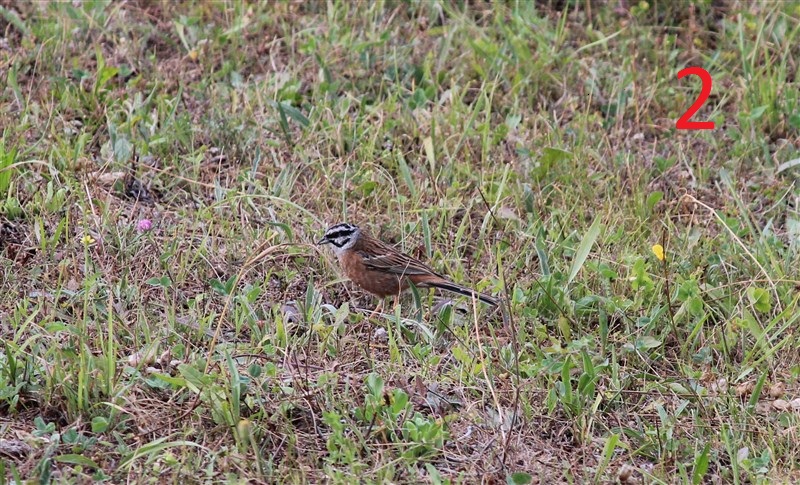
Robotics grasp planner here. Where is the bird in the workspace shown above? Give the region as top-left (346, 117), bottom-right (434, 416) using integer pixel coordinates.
top-left (317, 222), bottom-right (498, 307)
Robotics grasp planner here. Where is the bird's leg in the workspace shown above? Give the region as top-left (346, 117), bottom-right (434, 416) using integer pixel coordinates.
top-left (362, 294), bottom-right (401, 359)
top-left (362, 299), bottom-right (384, 365)
top-left (367, 299), bottom-right (384, 321)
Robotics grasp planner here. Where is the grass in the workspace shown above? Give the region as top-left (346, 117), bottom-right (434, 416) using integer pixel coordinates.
top-left (1, 0), bottom-right (800, 482)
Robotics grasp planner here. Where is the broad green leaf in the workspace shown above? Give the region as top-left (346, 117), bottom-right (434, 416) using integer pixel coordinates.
top-left (646, 191), bottom-right (664, 212)
top-left (178, 364), bottom-right (211, 393)
top-left (366, 372), bottom-right (384, 397)
top-left (746, 287), bottom-right (771, 313)
top-left (635, 336), bottom-right (662, 350)
top-left (569, 216), bottom-right (602, 285)
top-left (91, 416), bottom-right (110, 433)
top-left (55, 454), bottom-right (99, 469)
top-left (692, 443), bottom-right (711, 484)
top-left (508, 472), bottom-right (532, 485)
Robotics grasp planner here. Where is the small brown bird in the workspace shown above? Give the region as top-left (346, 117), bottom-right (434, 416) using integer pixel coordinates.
top-left (317, 223), bottom-right (498, 306)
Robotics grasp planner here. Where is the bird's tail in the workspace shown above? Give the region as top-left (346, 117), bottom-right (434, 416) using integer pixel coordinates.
top-left (428, 281), bottom-right (499, 306)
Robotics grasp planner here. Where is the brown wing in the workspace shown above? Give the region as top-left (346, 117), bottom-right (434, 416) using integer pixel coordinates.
top-left (356, 238), bottom-right (442, 277)
top-left (355, 234), bottom-right (499, 306)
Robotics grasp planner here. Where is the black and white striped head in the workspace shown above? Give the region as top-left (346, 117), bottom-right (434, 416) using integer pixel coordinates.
top-left (317, 223), bottom-right (360, 255)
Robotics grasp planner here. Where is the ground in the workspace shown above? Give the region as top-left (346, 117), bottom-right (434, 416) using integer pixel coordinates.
top-left (1, 1), bottom-right (800, 483)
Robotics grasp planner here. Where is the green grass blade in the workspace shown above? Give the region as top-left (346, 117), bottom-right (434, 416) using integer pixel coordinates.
top-left (568, 216), bottom-right (602, 285)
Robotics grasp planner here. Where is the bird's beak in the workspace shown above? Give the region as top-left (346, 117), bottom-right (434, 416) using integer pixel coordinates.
top-left (317, 236), bottom-right (330, 246)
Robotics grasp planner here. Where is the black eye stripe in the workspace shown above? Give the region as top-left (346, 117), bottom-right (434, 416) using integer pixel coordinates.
top-left (325, 230), bottom-right (354, 239)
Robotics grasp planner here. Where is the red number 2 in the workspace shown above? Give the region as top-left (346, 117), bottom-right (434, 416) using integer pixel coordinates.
top-left (675, 67), bottom-right (715, 130)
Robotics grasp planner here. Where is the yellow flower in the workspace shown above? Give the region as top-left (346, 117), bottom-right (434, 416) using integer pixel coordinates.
top-left (651, 244), bottom-right (665, 261)
top-left (237, 419), bottom-right (252, 435)
top-left (81, 234), bottom-right (96, 246)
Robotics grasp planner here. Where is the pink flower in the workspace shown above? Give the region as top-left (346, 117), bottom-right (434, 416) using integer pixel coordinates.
top-left (136, 219), bottom-right (153, 232)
